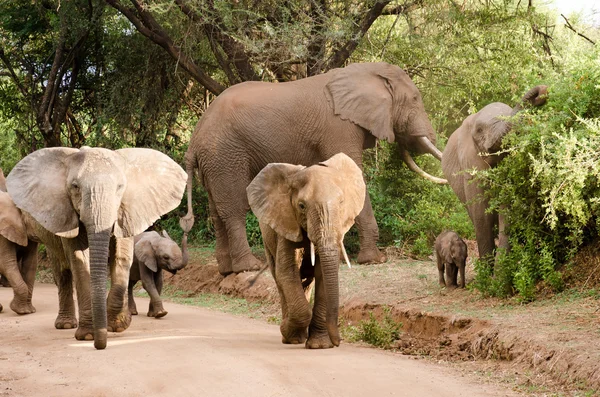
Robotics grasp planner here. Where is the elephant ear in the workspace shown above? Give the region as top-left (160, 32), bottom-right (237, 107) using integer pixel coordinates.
top-left (6, 148), bottom-right (80, 238)
top-left (320, 153), bottom-right (366, 234)
top-left (134, 236), bottom-right (157, 272)
top-left (324, 63), bottom-right (395, 142)
top-left (0, 168), bottom-right (6, 192)
top-left (471, 103), bottom-right (512, 155)
top-left (114, 148), bottom-right (187, 238)
top-left (0, 192), bottom-right (28, 246)
top-left (247, 163), bottom-right (306, 242)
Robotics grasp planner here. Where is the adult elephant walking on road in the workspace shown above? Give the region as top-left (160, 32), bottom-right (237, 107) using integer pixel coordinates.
top-left (441, 85), bottom-right (548, 267)
top-left (183, 62), bottom-right (446, 276)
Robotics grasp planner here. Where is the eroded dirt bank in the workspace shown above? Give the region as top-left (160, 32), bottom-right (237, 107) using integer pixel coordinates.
top-left (164, 258), bottom-right (600, 394)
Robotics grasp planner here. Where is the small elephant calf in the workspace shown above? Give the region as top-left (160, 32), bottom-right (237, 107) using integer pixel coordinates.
top-left (128, 230), bottom-right (188, 318)
top-left (435, 231), bottom-right (468, 289)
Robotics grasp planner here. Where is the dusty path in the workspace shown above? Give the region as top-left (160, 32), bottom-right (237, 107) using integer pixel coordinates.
top-left (0, 283), bottom-right (518, 397)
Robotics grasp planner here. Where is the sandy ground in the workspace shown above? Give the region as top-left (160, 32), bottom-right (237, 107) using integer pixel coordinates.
top-left (0, 283), bottom-right (520, 397)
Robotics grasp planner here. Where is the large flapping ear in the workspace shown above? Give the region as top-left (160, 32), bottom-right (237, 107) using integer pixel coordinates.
top-left (0, 192), bottom-right (28, 246)
top-left (114, 148), bottom-right (187, 238)
top-left (246, 163), bottom-right (306, 242)
top-left (319, 153), bottom-right (366, 234)
top-left (6, 148), bottom-right (80, 238)
top-left (324, 62), bottom-right (396, 142)
top-left (0, 168), bottom-right (6, 192)
top-left (134, 236), bottom-right (158, 272)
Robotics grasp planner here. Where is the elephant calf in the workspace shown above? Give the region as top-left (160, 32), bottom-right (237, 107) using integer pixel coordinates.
top-left (435, 231), bottom-right (468, 289)
top-left (128, 230), bottom-right (188, 318)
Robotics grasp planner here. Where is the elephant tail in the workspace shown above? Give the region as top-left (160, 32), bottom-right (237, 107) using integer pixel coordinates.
top-left (180, 151), bottom-right (197, 233)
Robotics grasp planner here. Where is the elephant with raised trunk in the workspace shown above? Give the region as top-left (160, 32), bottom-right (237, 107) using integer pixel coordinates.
top-left (7, 147), bottom-right (186, 349)
top-left (183, 62), bottom-right (446, 276)
top-left (128, 228), bottom-right (189, 318)
top-left (442, 85), bottom-right (548, 266)
top-left (247, 153), bottom-right (365, 349)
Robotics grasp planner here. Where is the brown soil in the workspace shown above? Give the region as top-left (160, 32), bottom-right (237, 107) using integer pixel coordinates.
top-left (158, 242), bottom-right (600, 395)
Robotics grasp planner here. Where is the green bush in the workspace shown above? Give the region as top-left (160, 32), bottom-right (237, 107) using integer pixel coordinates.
top-left (475, 40), bottom-right (600, 300)
top-left (344, 306), bottom-right (402, 349)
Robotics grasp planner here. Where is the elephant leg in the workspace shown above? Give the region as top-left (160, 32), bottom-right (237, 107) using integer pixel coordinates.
top-left (445, 262), bottom-right (457, 289)
top-left (306, 258), bottom-right (334, 349)
top-left (0, 274), bottom-right (10, 287)
top-left (0, 239), bottom-right (31, 314)
top-left (19, 242), bottom-right (39, 313)
top-left (276, 239), bottom-right (311, 344)
top-left (459, 262), bottom-right (466, 289)
top-left (437, 256), bottom-right (446, 287)
top-left (53, 267), bottom-right (78, 329)
top-left (107, 237), bottom-right (134, 332)
top-left (497, 208), bottom-right (510, 260)
top-left (208, 194), bottom-right (233, 276)
top-left (141, 267), bottom-right (166, 318)
top-left (128, 280), bottom-right (138, 315)
top-left (224, 212), bottom-right (263, 274)
top-left (467, 201), bottom-right (497, 271)
top-left (451, 263), bottom-right (459, 287)
top-left (61, 238), bottom-right (93, 341)
top-left (355, 190), bottom-right (386, 264)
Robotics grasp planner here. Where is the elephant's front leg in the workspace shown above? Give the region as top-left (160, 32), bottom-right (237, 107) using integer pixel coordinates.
top-left (354, 189), bottom-right (386, 264)
top-left (107, 237), bottom-right (133, 332)
top-left (0, 238), bottom-right (31, 315)
top-left (276, 240), bottom-right (311, 344)
top-left (306, 258), bottom-right (334, 349)
top-left (140, 265), bottom-right (167, 318)
top-left (127, 280), bottom-right (138, 315)
top-left (62, 237), bottom-right (94, 340)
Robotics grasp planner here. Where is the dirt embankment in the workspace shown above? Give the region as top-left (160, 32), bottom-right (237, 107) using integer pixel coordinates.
top-left (164, 251), bottom-right (600, 394)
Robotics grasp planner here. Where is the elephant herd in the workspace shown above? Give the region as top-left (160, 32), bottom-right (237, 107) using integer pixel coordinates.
top-left (0, 62), bottom-right (547, 350)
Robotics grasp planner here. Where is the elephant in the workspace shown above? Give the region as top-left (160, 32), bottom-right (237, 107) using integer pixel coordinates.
top-left (6, 147), bottom-right (187, 349)
top-left (247, 153), bottom-right (366, 349)
top-left (0, 189), bottom-right (39, 314)
top-left (435, 231), bottom-right (468, 289)
top-left (183, 62), bottom-right (446, 277)
top-left (441, 85), bottom-right (548, 267)
top-left (128, 228), bottom-right (189, 318)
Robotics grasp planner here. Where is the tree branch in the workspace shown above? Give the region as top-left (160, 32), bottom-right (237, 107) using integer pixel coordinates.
top-left (0, 47), bottom-right (29, 99)
top-left (561, 14), bottom-right (596, 45)
top-left (105, 0), bottom-right (225, 94)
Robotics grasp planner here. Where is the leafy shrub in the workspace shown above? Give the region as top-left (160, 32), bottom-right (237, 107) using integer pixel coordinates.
top-left (475, 40), bottom-right (600, 300)
top-left (344, 306), bottom-right (402, 349)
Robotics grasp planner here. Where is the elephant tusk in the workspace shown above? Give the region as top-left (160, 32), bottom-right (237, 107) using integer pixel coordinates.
top-left (418, 136), bottom-right (443, 161)
top-left (311, 242), bottom-right (315, 267)
top-left (399, 148), bottom-right (448, 184)
top-left (341, 241), bottom-right (352, 269)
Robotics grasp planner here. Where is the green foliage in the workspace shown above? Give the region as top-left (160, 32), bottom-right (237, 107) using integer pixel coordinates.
top-left (343, 306), bottom-right (402, 349)
top-left (475, 38), bottom-right (600, 300)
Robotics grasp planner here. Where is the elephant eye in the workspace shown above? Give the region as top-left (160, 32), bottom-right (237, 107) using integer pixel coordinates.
top-left (298, 201), bottom-right (306, 211)
top-left (71, 182), bottom-right (79, 190)
top-left (117, 184), bottom-right (124, 191)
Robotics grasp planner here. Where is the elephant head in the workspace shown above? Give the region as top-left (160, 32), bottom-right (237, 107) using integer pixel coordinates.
top-left (470, 85), bottom-right (548, 167)
top-left (247, 153), bottom-right (366, 346)
top-left (135, 230), bottom-right (188, 275)
top-left (6, 147), bottom-right (186, 349)
top-left (325, 62), bottom-right (446, 183)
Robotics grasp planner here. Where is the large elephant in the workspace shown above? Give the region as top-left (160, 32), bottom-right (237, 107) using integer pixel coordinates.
top-left (183, 62), bottom-right (446, 276)
top-left (441, 85), bottom-right (548, 266)
top-left (0, 189), bottom-right (39, 314)
top-left (128, 228), bottom-right (189, 318)
top-left (6, 147), bottom-right (186, 349)
top-left (247, 153), bottom-right (366, 349)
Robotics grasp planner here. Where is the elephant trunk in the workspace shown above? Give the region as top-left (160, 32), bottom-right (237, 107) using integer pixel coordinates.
top-left (180, 232), bottom-right (189, 268)
top-left (318, 243), bottom-right (341, 347)
top-left (88, 230), bottom-right (110, 350)
top-left (511, 85), bottom-right (548, 115)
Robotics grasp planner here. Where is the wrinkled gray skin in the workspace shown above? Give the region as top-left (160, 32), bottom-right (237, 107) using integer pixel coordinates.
top-left (128, 229), bottom-right (189, 318)
top-left (247, 153), bottom-right (366, 349)
top-left (435, 231), bottom-right (468, 289)
top-left (6, 147), bottom-right (186, 349)
top-left (0, 169), bottom-right (39, 314)
top-left (442, 85), bottom-right (548, 268)
top-left (184, 62), bottom-right (446, 277)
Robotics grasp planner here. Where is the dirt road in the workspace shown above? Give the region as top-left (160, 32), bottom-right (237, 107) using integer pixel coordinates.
top-left (0, 283), bottom-right (517, 397)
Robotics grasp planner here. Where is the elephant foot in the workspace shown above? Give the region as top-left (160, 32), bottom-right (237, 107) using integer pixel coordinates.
top-left (231, 253), bottom-right (263, 274)
top-left (130, 307), bottom-right (138, 316)
top-left (107, 310), bottom-right (132, 333)
top-left (10, 299), bottom-right (35, 315)
top-left (148, 309), bottom-right (168, 318)
top-left (306, 329), bottom-right (334, 349)
top-left (75, 326), bottom-right (94, 341)
top-left (280, 320), bottom-right (309, 344)
top-left (55, 314), bottom-right (79, 329)
top-left (357, 247), bottom-right (387, 264)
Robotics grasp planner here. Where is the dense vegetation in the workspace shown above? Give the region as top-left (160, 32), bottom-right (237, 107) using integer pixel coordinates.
top-left (0, 0), bottom-right (598, 300)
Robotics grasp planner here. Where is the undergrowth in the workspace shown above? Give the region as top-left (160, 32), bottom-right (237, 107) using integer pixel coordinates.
top-left (342, 306), bottom-right (402, 349)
